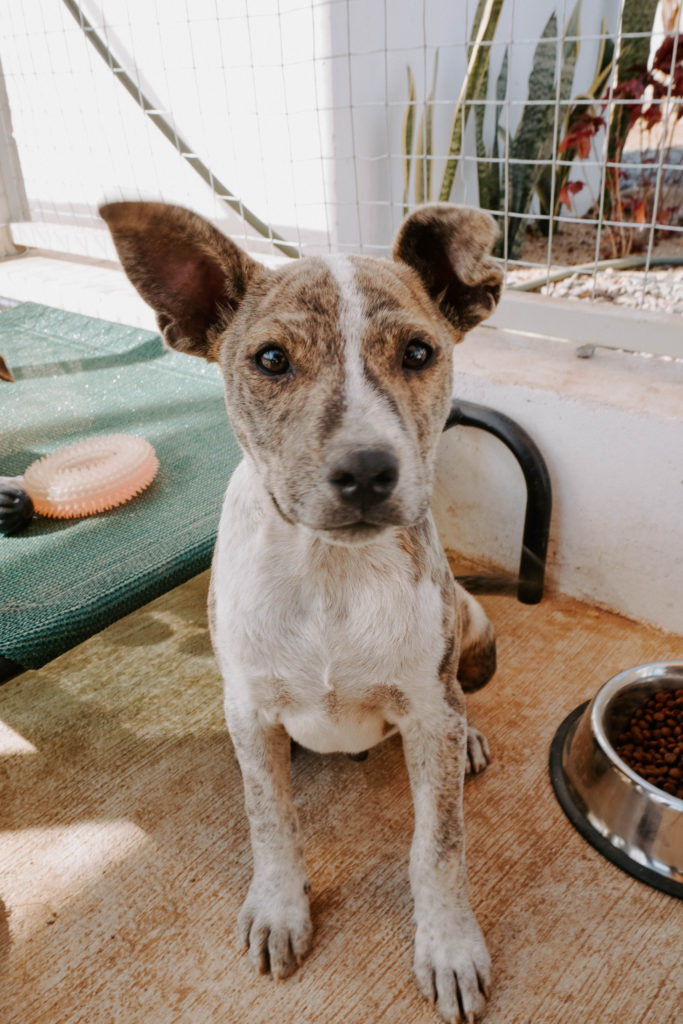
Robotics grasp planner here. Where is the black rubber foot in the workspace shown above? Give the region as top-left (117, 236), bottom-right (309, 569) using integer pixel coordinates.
top-left (0, 655), bottom-right (24, 685)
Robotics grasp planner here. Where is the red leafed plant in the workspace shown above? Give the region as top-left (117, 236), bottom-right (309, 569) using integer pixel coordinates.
top-left (559, 33), bottom-right (683, 256)
top-left (557, 179), bottom-right (585, 209)
top-left (559, 112), bottom-right (607, 161)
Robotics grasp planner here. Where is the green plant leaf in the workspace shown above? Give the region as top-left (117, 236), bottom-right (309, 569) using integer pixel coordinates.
top-left (439, 0), bottom-right (505, 202)
top-left (475, 40), bottom-right (509, 215)
top-left (475, 100), bottom-right (490, 208)
top-left (591, 20), bottom-right (615, 97)
top-left (402, 66), bottom-right (416, 214)
top-left (414, 52), bottom-right (439, 205)
top-left (424, 50), bottom-right (439, 202)
top-left (618, 0), bottom-right (658, 77)
top-left (506, 12), bottom-right (559, 257)
top-left (415, 113), bottom-right (426, 205)
top-left (488, 46), bottom-right (508, 241)
top-left (558, 2), bottom-right (581, 102)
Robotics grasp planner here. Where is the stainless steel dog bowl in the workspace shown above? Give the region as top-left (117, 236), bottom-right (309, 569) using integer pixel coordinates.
top-left (549, 662), bottom-right (683, 898)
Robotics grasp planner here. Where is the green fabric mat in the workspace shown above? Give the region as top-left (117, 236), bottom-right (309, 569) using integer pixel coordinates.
top-left (0, 302), bottom-right (242, 669)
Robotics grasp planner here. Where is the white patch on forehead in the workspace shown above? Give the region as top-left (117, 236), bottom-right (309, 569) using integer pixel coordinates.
top-left (322, 254), bottom-right (366, 399)
top-left (322, 254), bottom-right (404, 445)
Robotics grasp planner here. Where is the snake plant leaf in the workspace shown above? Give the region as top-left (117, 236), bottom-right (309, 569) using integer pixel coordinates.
top-left (470, 0), bottom-right (497, 210)
top-left (615, 0), bottom-right (658, 80)
top-left (488, 46), bottom-right (509, 249)
top-left (426, 51), bottom-right (439, 202)
top-left (558, 1), bottom-right (581, 102)
top-left (506, 12), bottom-right (559, 258)
top-left (402, 66), bottom-right (417, 214)
top-left (439, 0), bottom-right (505, 202)
top-left (473, 27), bottom-right (495, 212)
top-left (477, 32), bottom-right (510, 216)
top-left (474, 98), bottom-right (490, 209)
top-left (592, 26), bottom-right (615, 97)
top-left (414, 51), bottom-right (439, 205)
top-left (415, 112), bottom-right (426, 205)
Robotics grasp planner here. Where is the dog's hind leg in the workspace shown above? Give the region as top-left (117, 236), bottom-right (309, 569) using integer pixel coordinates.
top-left (464, 724), bottom-right (490, 776)
top-left (223, 698), bottom-right (313, 979)
top-left (450, 580), bottom-right (495, 776)
top-left (454, 580), bottom-right (496, 694)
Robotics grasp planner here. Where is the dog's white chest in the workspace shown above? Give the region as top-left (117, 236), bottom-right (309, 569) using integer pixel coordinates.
top-left (211, 461), bottom-right (444, 753)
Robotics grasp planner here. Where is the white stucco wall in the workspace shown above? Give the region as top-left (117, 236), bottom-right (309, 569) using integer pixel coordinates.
top-left (433, 325), bottom-right (683, 635)
top-left (0, 53), bottom-right (24, 256)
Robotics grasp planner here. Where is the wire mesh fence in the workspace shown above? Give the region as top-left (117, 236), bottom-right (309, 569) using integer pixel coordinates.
top-left (0, 0), bottom-right (681, 313)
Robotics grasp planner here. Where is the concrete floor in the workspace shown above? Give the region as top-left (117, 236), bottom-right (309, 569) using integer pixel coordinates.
top-left (1, 571), bottom-right (681, 1024)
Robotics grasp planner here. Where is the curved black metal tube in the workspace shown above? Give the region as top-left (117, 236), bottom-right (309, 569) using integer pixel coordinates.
top-left (443, 399), bottom-right (552, 604)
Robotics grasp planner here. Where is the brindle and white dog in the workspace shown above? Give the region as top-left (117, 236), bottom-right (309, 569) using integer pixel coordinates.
top-left (101, 200), bottom-right (502, 1024)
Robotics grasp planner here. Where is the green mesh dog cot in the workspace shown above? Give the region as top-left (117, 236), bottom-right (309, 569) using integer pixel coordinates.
top-left (0, 302), bottom-right (242, 674)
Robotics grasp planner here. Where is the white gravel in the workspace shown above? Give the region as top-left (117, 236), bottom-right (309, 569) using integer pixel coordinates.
top-left (506, 263), bottom-right (683, 315)
top-left (542, 265), bottom-right (683, 315)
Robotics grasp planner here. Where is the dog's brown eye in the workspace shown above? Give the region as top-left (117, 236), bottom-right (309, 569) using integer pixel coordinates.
top-left (255, 346), bottom-right (290, 376)
top-left (403, 340), bottom-right (433, 370)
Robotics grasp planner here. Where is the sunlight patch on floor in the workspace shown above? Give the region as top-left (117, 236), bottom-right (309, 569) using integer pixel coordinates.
top-left (0, 719), bottom-right (38, 755)
top-left (1, 821), bottom-right (151, 940)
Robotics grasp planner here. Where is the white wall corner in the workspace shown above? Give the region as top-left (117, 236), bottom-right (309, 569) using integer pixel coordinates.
top-left (0, 224), bottom-right (19, 258)
top-left (0, 52), bottom-right (27, 258)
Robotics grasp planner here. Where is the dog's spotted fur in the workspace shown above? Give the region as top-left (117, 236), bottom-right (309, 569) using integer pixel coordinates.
top-left (101, 200), bottom-right (501, 1024)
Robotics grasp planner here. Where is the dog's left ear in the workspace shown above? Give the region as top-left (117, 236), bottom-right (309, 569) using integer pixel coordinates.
top-left (393, 203), bottom-right (502, 334)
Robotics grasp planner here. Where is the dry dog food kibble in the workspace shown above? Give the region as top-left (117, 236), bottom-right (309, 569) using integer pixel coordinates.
top-left (614, 688), bottom-right (683, 799)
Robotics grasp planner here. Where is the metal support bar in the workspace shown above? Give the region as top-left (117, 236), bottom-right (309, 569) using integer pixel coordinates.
top-left (444, 399), bottom-right (552, 604)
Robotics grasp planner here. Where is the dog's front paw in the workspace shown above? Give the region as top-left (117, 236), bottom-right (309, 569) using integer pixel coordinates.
top-left (465, 726), bottom-right (490, 776)
top-left (238, 874), bottom-right (313, 979)
top-left (414, 909), bottom-right (490, 1023)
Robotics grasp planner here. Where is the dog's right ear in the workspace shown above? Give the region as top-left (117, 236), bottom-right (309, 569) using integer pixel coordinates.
top-left (99, 202), bottom-right (262, 361)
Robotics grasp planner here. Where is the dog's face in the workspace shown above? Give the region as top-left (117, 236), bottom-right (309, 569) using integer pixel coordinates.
top-left (216, 252), bottom-right (472, 542)
top-left (100, 202), bottom-right (501, 543)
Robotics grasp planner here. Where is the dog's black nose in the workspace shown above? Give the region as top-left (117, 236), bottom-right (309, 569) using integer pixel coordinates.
top-left (328, 448), bottom-right (399, 508)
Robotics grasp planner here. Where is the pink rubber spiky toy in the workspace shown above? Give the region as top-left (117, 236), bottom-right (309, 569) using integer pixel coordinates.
top-left (21, 434), bottom-right (159, 519)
